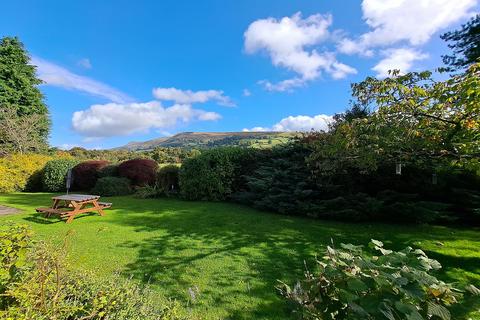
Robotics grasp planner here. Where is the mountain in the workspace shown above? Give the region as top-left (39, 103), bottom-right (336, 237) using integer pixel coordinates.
top-left (117, 131), bottom-right (295, 151)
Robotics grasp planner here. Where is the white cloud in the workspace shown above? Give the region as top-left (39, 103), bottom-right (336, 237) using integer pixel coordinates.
top-left (152, 87), bottom-right (235, 107)
top-left (72, 101), bottom-right (220, 138)
top-left (372, 48), bottom-right (429, 77)
top-left (32, 56), bottom-right (132, 103)
top-left (77, 58), bottom-right (92, 69)
top-left (243, 89), bottom-right (252, 97)
top-left (244, 12), bottom-right (356, 91)
top-left (243, 114), bottom-right (333, 132)
top-left (258, 77), bottom-right (306, 92)
top-left (339, 0), bottom-right (478, 54)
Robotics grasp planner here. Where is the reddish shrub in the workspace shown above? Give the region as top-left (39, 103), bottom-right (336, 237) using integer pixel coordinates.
top-left (72, 160), bottom-right (110, 190)
top-left (118, 158), bottom-right (158, 186)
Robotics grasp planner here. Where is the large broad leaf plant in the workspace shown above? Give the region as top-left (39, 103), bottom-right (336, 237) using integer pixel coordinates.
top-left (279, 240), bottom-right (478, 319)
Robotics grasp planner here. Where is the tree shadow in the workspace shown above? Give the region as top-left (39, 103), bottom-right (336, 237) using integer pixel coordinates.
top-left (106, 198), bottom-right (480, 319)
top-left (1, 194), bottom-right (478, 319)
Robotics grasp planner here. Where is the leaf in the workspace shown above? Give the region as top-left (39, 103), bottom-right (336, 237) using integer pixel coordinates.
top-left (348, 302), bottom-right (369, 316)
top-left (370, 239), bottom-right (384, 248)
top-left (427, 302), bottom-right (451, 320)
top-left (406, 310), bottom-right (424, 320)
top-left (380, 304), bottom-right (396, 320)
top-left (347, 278), bottom-right (368, 292)
top-left (339, 289), bottom-right (359, 302)
top-left (465, 284), bottom-right (480, 295)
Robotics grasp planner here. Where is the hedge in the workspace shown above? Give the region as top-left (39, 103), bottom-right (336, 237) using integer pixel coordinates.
top-left (179, 147), bottom-right (258, 201)
top-left (0, 154), bottom-right (52, 193)
top-left (42, 158), bottom-right (79, 192)
top-left (118, 158), bottom-right (158, 186)
top-left (91, 177), bottom-right (132, 196)
top-left (72, 160), bottom-right (110, 190)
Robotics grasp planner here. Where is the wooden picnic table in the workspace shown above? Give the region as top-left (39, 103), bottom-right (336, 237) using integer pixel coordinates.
top-left (36, 194), bottom-right (112, 223)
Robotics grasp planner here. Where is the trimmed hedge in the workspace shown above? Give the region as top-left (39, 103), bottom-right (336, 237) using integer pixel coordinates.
top-left (72, 160), bottom-right (110, 190)
top-left (91, 177), bottom-right (132, 196)
top-left (118, 158), bottom-right (158, 186)
top-left (0, 154), bottom-right (52, 193)
top-left (179, 147), bottom-right (259, 201)
top-left (42, 159), bottom-right (79, 192)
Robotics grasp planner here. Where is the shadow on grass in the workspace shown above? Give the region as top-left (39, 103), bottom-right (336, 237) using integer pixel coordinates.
top-left (104, 197), bottom-right (480, 319)
top-left (1, 193), bottom-right (479, 319)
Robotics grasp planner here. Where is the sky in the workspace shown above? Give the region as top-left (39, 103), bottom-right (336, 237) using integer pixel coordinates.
top-left (1, 0), bottom-right (478, 149)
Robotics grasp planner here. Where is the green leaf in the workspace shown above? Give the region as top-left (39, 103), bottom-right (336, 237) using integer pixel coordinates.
top-left (347, 278), bottom-right (368, 292)
top-left (370, 239), bottom-right (384, 247)
top-left (427, 302), bottom-right (451, 320)
top-left (380, 304), bottom-right (396, 320)
top-left (465, 284), bottom-right (480, 295)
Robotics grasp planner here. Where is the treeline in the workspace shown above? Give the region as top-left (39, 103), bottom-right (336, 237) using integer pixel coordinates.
top-left (177, 63), bottom-right (480, 225)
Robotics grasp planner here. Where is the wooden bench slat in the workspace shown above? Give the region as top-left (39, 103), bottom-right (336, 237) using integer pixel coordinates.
top-left (98, 202), bottom-right (112, 208)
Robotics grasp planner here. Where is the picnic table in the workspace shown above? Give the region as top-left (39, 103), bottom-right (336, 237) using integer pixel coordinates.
top-left (36, 194), bottom-right (112, 223)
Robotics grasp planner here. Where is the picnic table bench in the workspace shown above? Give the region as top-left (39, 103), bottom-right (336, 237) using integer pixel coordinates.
top-left (36, 194), bottom-right (112, 223)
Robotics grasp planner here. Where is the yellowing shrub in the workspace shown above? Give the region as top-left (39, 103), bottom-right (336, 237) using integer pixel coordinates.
top-left (0, 154), bottom-right (52, 193)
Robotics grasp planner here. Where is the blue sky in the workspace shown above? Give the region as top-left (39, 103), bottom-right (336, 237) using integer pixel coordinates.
top-left (1, 0), bottom-right (478, 149)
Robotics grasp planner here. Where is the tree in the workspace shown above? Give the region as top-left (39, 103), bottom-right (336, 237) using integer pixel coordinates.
top-left (308, 64), bottom-right (480, 175)
top-left (441, 15), bottom-right (480, 70)
top-left (0, 36), bottom-right (50, 152)
top-left (0, 108), bottom-right (48, 153)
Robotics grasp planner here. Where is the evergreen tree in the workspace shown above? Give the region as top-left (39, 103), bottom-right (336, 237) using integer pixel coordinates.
top-left (441, 15), bottom-right (480, 70)
top-left (0, 36), bottom-right (50, 152)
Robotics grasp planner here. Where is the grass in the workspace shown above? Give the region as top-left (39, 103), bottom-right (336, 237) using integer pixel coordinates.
top-left (0, 192), bottom-right (479, 319)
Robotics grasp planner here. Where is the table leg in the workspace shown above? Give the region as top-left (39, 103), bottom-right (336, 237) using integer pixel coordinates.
top-left (65, 200), bottom-right (80, 224)
top-left (92, 200), bottom-right (105, 216)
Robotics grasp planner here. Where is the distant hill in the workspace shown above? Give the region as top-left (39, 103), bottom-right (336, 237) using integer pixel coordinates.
top-left (116, 131), bottom-right (296, 151)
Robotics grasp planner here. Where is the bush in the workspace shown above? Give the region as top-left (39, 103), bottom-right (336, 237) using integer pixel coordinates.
top-left (72, 160), bottom-right (110, 190)
top-left (118, 158), bottom-right (158, 186)
top-left (0, 224), bottom-right (31, 299)
top-left (0, 224), bottom-right (187, 319)
top-left (278, 240), bottom-right (471, 320)
top-left (41, 158), bottom-right (79, 192)
top-left (0, 154), bottom-right (52, 193)
top-left (91, 177), bottom-right (132, 196)
top-left (157, 165), bottom-right (180, 193)
top-left (179, 147), bottom-right (258, 201)
top-left (98, 164), bottom-right (119, 178)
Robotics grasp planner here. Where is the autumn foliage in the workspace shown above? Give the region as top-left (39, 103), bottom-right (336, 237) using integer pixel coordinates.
top-left (118, 158), bottom-right (158, 186)
top-left (72, 160), bottom-right (110, 190)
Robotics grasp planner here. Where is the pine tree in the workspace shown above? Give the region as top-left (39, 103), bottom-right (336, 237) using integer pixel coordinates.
top-left (441, 15), bottom-right (480, 70)
top-left (0, 36), bottom-right (50, 152)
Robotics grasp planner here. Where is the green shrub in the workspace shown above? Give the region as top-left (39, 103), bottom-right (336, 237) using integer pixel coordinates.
top-left (278, 240), bottom-right (471, 320)
top-left (91, 177), bottom-right (132, 196)
top-left (135, 166), bottom-right (180, 199)
top-left (0, 154), bottom-right (52, 193)
top-left (41, 158), bottom-right (79, 192)
top-left (0, 224), bottom-right (31, 301)
top-left (0, 224), bottom-right (187, 319)
top-left (134, 185), bottom-right (163, 199)
top-left (98, 164), bottom-right (119, 178)
top-left (157, 165), bottom-right (180, 194)
top-left (179, 147), bottom-right (258, 201)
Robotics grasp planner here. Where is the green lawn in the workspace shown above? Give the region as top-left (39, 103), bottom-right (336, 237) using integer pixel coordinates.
top-left (0, 193), bottom-right (479, 319)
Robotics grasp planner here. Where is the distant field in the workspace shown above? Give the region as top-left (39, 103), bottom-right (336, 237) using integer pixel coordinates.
top-left (1, 193), bottom-right (479, 319)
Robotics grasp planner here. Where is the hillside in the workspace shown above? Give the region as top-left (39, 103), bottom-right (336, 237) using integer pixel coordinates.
top-left (117, 131), bottom-right (295, 151)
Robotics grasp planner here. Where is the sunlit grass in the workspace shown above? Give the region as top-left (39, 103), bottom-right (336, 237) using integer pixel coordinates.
top-left (0, 193), bottom-right (479, 319)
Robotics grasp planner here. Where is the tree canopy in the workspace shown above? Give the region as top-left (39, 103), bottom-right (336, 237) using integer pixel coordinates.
top-left (441, 14), bottom-right (480, 70)
top-left (0, 36), bottom-right (50, 153)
